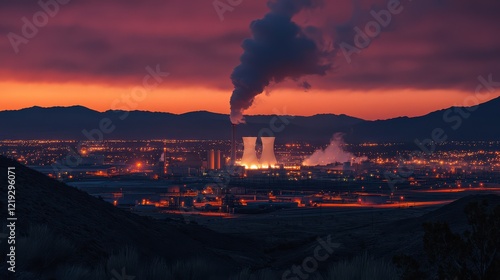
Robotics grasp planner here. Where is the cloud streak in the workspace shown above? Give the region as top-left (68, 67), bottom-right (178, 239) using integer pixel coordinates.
top-left (0, 0), bottom-right (498, 96)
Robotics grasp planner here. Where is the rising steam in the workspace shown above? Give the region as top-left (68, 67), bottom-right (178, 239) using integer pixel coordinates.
top-left (302, 133), bottom-right (367, 166)
top-left (229, 0), bottom-right (331, 124)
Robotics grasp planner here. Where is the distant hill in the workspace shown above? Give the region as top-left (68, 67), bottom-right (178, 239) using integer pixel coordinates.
top-left (344, 96), bottom-right (500, 143)
top-left (1, 97), bottom-right (500, 142)
top-left (0, 106), bottom-right (363, 142)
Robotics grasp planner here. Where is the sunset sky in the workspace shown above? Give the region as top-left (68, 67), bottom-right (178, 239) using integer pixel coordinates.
top-left (1, 0), bottom-right (499, 120)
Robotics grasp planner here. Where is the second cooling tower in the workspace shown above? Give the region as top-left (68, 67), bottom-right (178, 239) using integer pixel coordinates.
top-left (260, 137), bottom-right (277, 168)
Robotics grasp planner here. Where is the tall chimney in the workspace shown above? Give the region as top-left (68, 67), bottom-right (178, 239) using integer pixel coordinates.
top-left (231, 124), bottom-right (236, 166)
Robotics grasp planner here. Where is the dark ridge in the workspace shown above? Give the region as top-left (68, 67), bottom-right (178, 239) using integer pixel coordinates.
top-left (0, 156), bottom-right (266, 268)
top-left (389, 194), bottom-right (500, 233)
top-left (0, 96), bottom-right (499, 142)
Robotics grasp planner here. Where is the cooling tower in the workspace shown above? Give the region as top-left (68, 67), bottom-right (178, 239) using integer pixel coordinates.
top-left (241, 137), bottom-right (259, 169)
top-left (260, 137), bottom-right (277, 168)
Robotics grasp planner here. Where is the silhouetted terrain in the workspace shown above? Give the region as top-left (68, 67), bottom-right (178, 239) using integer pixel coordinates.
top-left (0, 106), bottom-right (362, 142)
top-left (0, 156), bottom-right (498, 279)
top-left (0, 156), bottom-right (266, 279)
top-left (2, 97), bottom-right (499, 142)
top-left (345, 96), bottom-right (500, 143)
top-left (374, 194), bottom-right (500, 260)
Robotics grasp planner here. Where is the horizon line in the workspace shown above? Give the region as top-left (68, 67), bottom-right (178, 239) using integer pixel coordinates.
top-left (1, 97), bottom-right (497, 122)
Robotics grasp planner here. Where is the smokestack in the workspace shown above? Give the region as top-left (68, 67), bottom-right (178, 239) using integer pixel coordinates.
top-left (260, 137), bottom-right (278, 168)
top-left (241, 137), bottom-right (259, 169)
top-left (230, 124), bottom-right (236, 166)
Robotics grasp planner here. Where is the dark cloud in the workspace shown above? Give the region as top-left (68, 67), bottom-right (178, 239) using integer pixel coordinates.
top-left (0, 0), bottom-right (498, 94)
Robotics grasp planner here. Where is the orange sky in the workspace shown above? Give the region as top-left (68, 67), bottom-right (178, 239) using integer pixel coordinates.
top-left (1, 1), bottom-right (499, 122)
top-left (2, 81), bottom-right (497, 120)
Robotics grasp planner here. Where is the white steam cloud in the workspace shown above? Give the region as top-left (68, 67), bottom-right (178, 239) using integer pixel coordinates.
top-left (302, 133), bottom-right (367, 166)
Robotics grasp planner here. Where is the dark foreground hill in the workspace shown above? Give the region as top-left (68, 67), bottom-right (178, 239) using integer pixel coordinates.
top-left (390, 193), bottom-right (500, 232)
top-left (368, 194), bottom-right (500, 265)
top-left (0, 156), bottom-right (267, 279)
top-left (0, 156), bottom-right (498, 279)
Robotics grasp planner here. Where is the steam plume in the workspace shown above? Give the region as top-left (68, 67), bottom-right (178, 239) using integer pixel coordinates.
top-left (229, 0), bottom-right (331, 124)
top-left (302, 133), bottom-right (367, 166)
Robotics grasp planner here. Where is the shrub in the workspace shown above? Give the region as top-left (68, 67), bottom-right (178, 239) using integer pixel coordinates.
top-left (139, 258), bottom-right (173, 279)
top-left (230, 267), bottom-right (278, 280)
top-left (55, 264), bottom-right (106, 280)
top-left (324, 253), bottom-right (398, 280)
top-left (106, 246), bottom-right (141, 278)
top-left (17, 224), bottom-right (75, 272)
top-left (170, 258), bottom-right (218, 280)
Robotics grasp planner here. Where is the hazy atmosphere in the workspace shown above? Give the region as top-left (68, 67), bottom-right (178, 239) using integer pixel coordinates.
top-left (1, 1), bottom-right (499, 280)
